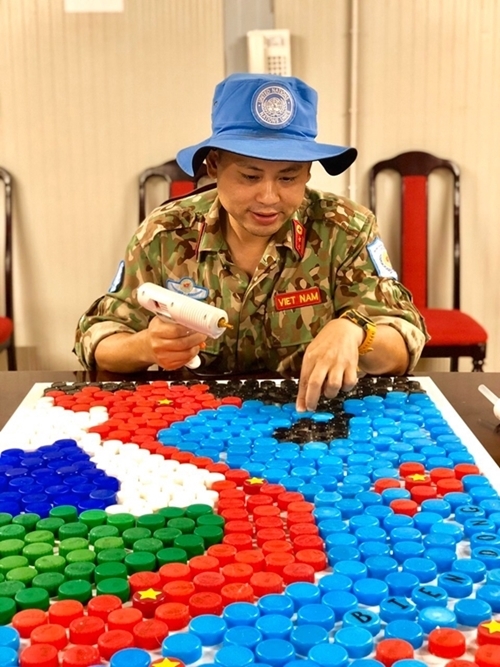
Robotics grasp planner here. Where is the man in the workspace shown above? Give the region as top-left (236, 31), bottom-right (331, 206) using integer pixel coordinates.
top-left (75, 73), bottom-right (428, 411)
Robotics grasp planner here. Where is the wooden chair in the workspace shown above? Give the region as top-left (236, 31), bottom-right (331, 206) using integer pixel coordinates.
top-left (369, 150), bottom-right (487, 371)
top-left (0, 167), bottom-right (16, 370)
top-left (138, 159), bottom-right (210, 224)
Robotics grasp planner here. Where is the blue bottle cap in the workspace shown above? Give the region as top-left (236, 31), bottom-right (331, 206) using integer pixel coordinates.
top-left (318, 574), bottom-right (353, 595)
top-left (402, 557), bottom-right (438, 583)
top-left (296, 604), bottom-right (335, 631)
top-left (411, 584), bottom-right (448, 609)
top-left (358, 542), bottom-right (391, 561)
top-left (328, 546), bottom-right (361, 566)
top-left (189, 614), bottom-right (227, 646)
top-left (349, 515), bottom-right (379, 531)
top-left (214, 646), bottom-right (255, 667)
top-left (365, 556), bottom-right (398, 579)
top-left (463, 517), bottom-right (494, 538)
top-left (389, 527), bottom-right (422, 544)
top-left (308, 642), bottom-right (349, 667)
top-left (356, 491), bottom-right (383, 507)
top-left (487, 568), bottom-right (500, 586)
top-left (355, 526), bottom-right (387, 544)
top-left (476, 584), bottom-right (500, 612)
top-left (382, 488), bottom-right (411, 505)
top-left (385, 571), bottom-right (420, 597)
top-left (392, 542), bottom-right (425, 564)
top-left (0, 627), bottom-right (20, 650)
top-left (384, 619), bottom-right (424, 649)
top-left (454, 597), bottom-right (492, 626)
top-left (325, 533), bottom-right (358, 550)
top-left (379, 596), bottom-right (417, 623)
top-left (223, 626), bottom-right (262, 650)
top-left (258, 594), bottom-right (294, 618)
top-left (350, 661), bottom-right (384, 667)
top-left (161, 632), bottom-right (203, 663)
top-left (289, 624), bottom-right (329, 657)
top-left (390, 661), bottom-right (427, 667)
top-left (332, 560), bottom-right (367, 581)
top-left (443, 492), bottom-right (473, 511)
top-left (472, 546), bottom-right (500, 570)
top-left (334, 627), bottom-right (373, 659)
top-left (452, 557), bottom-right (486, 583)
top-left (335, 499), bottom-right (364, 519)
top-left (412, 512), bottom-right (443, 534)
top-left (424, 547), bottom-right (457, 573)
top-left (110, 648), bottom-right (151, 667)
top-left (255, 639), bottom-right (295, 667)
top-left (471, 533), bottom-right (500, 551)
top-left (352, 578), bottom-right (389, 606)
top-left (284, 582), bottom-right (321, 610)
top-left (321, 591), bottom-right (358, 617)
top-left (422, 533), bottom-right (456, 552)
top-left (315, 492), bottom-right (343, 508)
top-left (429, 522), bottom-right (464, 543)
top-left (365, 505), bottom-right (394, 520)
top-left (222, 602), bottom-right (260, 627)
top-left (438, 571), bottom-right (473, 598)
top-left (318, 520), bottom-right (348, 538)
top-left (420, 498), bottom-right (452, 518)
top-left (342, 608), bottom-right (381, 636)
top-left (0, 647), bottom-right (17, 667)
top-left (462, 474), bottom-right (490, 491)
top-left (417, 606), bottom-right (457, 633)
top-left (383, 514), bottom-right (414, 531)
top-left (255, 614), bottom-right (294, 640)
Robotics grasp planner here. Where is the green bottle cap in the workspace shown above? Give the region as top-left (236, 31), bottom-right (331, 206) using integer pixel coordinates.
top-left (153, 527), bottom-right (182, 547)
top-left (15, 586), bottom-right (50, 610)
top-left (122, 527), bottom-right (151, 549)
top-left (36, 517), bottom-right (65, 534)
top-left (0, 514), bottom-right (12, 528)
top-left (0, 540), bottom-right (26, 558)
top-left (93, 536), bottom-right (124, 554)
top-left (158, 507), bottom-right (185, 520)
top-left (34, 555), bottom-right (66, 575)
top-left (12, 513), bottom-right (41, 532)
top-left (32, 572), bottom-right (65, 598)
top-left (24, 530), bottom-right (55, 546)
top-left (106, 513), bottom-right (136, 534)
top-left (194, 525), bottom-right (224, 547)
top-left (22, 542), bottom-right (54, 565)
top-left (197, 513), bottom-right (225, 528)
top-left (49, 505), bottom-right (78, 523)
top-left (79, 509), bottom-right (107, 529)
top-left (64, 562), bottom-right (95, 582)
top-left (167, 517), bottom-right (196, 534)
top-left (0, 555), bottom-right (29, 575)
top-left (0, 580), bottom-right (25, 598)
top-left (96, 548), bottom-right (127, 565)
top-left (95, 576), bottom-right (130, 602)
top-left (6, 566), bottom-right (37, 585)
top-left (0, 596), bottom-right (16, 623)
top-left (58, 579), bottom-right (93, 604)
top-left (173, 534), bottom-right (204, 558)
top-left (88, 525), bottom-right (119, 545)
top-left (0, 573), bottom-right (4, 582)
top-left (58, 522), bottom-right (88, 541)
top-left (185, 503), bottom-right (213, 521)
top-left (65, 549), bottom-right (96, 565)
top-left (132, 538), bottom-right (163, 555)
top-left (0, 524), bottom-right (26, 541)
top-left (156, 547), bottom-right (188, 566)
top-left (137, 514), bottom-right (166, 532)
top-left (59, 537), bottom-right (89, 558)
top-left (124, 551), bottom-right (156, 574)
top-left (94, 562), bottom-right (128, 583)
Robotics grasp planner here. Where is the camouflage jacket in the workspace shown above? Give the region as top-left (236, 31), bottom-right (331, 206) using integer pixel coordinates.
top-left (74, 187), bottom-right (428, 373)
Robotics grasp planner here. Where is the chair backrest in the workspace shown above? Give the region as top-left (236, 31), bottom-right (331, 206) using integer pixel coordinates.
top-left (138, 159), bottom-right (209, 224)
top-left (0, 166), bottom-right (16, 370)
top-left (368, 151), bottom-right (461, 310)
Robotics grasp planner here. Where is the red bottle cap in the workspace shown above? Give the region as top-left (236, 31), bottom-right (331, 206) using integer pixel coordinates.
top-left (289, 523), bottom-right (319, 540)
top-left (49, 600), bottom-right (85, 628)
top-left (217, 499), bottom-right (246, 511)
top-left (220, 396), bottom-right (242, 406)
top-left (256, 528), bottom-right (286, 547)
top-left (189, 555), bottom-right (220, 576)
top-left (222, 533), bottom-right (253, 551)
top-left (30, 623), bottom-right (68, 650)
top-left (235, 549), bottom-right (265, 572)
top-left (478, 620), bottom-right (500, 646)
top-left (260, 484), bottom-right (286, 500)
top-left (444, 661), bottom-right (479, 667)
top-left (399, 462), bottom-right (425, 478)
top-left (249, 571), bottom-right (284, 597)
top-left (253, 505), bottom-right (281, 519)
top-left (430, 467), bottom-right (456, 483)
top-left (159, 563), bottom-right (192, 585)
top-left (438, 478), bottom-right (464, 494)
top-left (189, 591), bottom-right (223, 617)
top-left (246, 495), bottom-right (273, 511)
top-left (97, 629), bottom-right (135, 660)
top-left (162, 580), bottom-right (196, 605)
top-left (476, 644), bottom-right (500, 667)
top-left (87, 594), bottom-right (122, 621)
top-left (13, 609), bottom-right (48, 638)
top-left (132, 618), bottom-right (169, 650)
top-left (411, 485), bottom-right (438, 504)
top-left (242, 478), bottom-right (265, 495)
top-left (221, 562), bottom-right (254, 584)
top-left (277, 492), bottom-right (304, 510)
top-left (292, 535), bottom-right (324, 551)
top-left (375, 638), bottom-right (414, 666)
top-left (282, 562), bottom-right (315, 584)
top-left (254, 517), bottom-right (283, 531)
top-left (221, 582), bottom-right (254, 605)
top-left (129, 571), bottom-right (162, 593)
top-left (192, 571), bottom-right (226, 593)
top-left (107, 607), bottom-right (143, 633)
top-left (428, 628), bottom-right (466, 659)
top-left (264, 552), bottom-right (296, 574)
top-left (374, 478), bottom-right (401, 494)
top-left (155, 602), bottom-right (190, 631)
top-left (20, 644), bottom-right (59, 667)
top-left (68, 616), bottom-right (106, 646)
top-left (262, 540), bottom-right (294, 556)
top-left (206, 462), bottom-right (229, 473)
top-left (132, 589), bottom-right (167, 618)
top-left (206, 544), bottom-right (237, 566)
top-left (61, 644), bottom-right (101, 667)
top-left (224, 520), bottom-right (254, 536)
top-left (219, 489), bottom-right (246, 500)
top-left (287, 501), bottom-right (314, 514)
top-left (404, 474), bottom-right (432, 491)
top-left (220, 508), bottom-right (249, 521)
top-left (212, 480), bottom-right (237, 493)
top-left (286, 512), bottom-right (315, 527)
top-left (454, 464), bottom-right (480, 480)
top-left (225, 469), bottom-right (250, 486)
top-left (390, 499), bottom-right (419, 517)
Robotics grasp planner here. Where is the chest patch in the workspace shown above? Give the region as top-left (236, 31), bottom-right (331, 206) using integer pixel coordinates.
top-left (274, 287), bottom-right (321, 311)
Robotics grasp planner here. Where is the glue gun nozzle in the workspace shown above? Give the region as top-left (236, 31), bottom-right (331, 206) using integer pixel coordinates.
top-left (218, 318), bottom-right (233, 330)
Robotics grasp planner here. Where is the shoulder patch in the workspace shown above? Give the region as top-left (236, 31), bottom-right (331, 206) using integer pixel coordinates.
top-left (367, 238), bottom-right (398, 279)
top-left (166, 277), bottom-right (208, 300)
top-left (108, 260), bottom-right (125, 293)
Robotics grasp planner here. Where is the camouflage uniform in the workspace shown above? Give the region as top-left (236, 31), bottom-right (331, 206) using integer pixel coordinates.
top-left (74, 187), bottom-right (428, 373)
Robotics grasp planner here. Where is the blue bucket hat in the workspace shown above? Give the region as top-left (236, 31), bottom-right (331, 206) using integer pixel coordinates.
top-left (176, 73), bottom-right (357, 177)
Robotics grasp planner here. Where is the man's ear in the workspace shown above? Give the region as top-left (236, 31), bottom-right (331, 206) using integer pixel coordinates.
top-left (205, 150), bottom-right (219, 178)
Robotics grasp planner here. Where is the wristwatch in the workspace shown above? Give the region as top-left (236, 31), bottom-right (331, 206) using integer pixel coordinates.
top-left (339, 309), bottom-right (376, 355)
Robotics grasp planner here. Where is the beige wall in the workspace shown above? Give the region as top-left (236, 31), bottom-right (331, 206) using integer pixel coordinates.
top-left (1, 0), bottom-right (499, 373)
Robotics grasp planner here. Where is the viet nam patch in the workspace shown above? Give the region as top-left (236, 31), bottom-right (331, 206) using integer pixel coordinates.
top-left (108, 260), bottom-right (125, 293)
top-left (274, 287), bottom-right (322, 311)
top-left (166, 277), bottom-right (208, 300)
top-left (367, 238), bottom-right (398, 279)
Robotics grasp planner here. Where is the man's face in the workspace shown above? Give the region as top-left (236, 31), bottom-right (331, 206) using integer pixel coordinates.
top-left (206, 150), bottom-right (311, 240)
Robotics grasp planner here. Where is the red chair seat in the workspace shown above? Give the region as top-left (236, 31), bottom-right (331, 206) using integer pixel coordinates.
top-left (421, 308), bottom-right (488, 347)
top-left (0, 316), bottom-right (13, 344)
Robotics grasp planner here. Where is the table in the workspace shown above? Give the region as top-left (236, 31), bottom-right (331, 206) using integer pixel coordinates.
top-left (2, 370), bottom-right (500, 462)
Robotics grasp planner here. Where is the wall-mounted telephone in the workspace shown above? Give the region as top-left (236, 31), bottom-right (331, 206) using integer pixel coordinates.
top-left (247, 29), bottom-right (292, 76)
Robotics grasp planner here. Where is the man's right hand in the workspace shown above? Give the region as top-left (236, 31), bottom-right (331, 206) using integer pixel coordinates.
top-left (146, 316), bottom-right (208, 370)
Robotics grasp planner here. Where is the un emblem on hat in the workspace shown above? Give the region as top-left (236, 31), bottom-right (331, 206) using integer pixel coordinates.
top-left (251, 83), bottom-right (296, 129)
